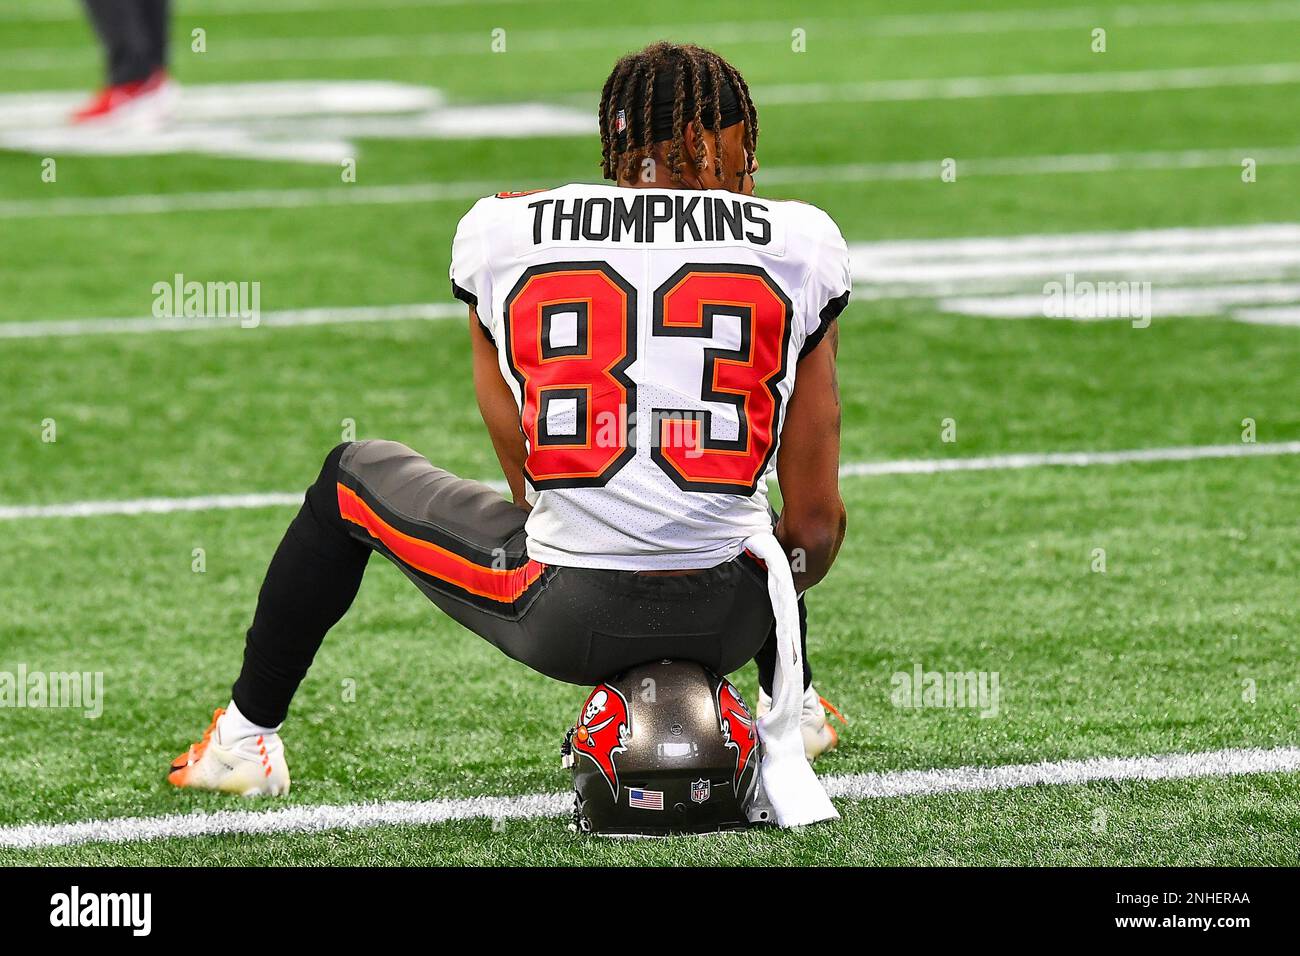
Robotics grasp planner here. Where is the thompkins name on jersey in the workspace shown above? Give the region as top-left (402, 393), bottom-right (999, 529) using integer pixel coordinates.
top-left (526, 192), bottom-right (772, 246)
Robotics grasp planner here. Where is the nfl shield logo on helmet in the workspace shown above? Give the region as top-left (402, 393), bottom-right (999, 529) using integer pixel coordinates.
top-left (615, 109), bottom-right (627, 134)
top-left (690, 778), bottom-right (711, 804)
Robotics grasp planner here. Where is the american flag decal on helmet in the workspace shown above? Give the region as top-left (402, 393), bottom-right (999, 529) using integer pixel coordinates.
top-left (628, 788), bottom-right (663, 810)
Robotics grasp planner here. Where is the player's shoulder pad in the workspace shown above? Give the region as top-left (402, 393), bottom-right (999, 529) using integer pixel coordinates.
top-left (767, 197), bottom-right (847, 259)
top-left (460, 187), bottom-right (557, 232)
top-left (788, 198), bottom-right (846, 243)
top-left (456, 192), bottom-right (509, 235)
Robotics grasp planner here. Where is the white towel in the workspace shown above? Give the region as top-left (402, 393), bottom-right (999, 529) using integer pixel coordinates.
top-left (742, 532), bottom-right (840, 828)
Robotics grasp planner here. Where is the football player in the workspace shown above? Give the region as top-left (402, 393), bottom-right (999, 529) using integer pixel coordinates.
top-left (170, 42), bottom-right (850, 797)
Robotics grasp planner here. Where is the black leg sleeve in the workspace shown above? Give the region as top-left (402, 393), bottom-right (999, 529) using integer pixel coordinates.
top-left (231, 444), bottom-right (370, 727)
top-left (80, 0), bottom-right (156, 85)
top-left (755, 594), bottom-right (812, 695)
top-left (142, 0), bottom-right (170, 70)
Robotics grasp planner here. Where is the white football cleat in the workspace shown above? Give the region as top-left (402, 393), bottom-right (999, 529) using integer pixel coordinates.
top-left (168, 708), bottom-right (290, 797)
top-left (757, 685), bottom-right (845, 762)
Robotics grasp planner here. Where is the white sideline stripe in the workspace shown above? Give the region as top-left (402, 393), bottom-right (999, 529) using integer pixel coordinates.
top-left (761, 146), bottom-right (1300, 186)
top-left (875, 0), bottom-right (1300, 35)
top-left (0, 81), bottom-right (445, 131)
top-left (0, 494), bottom-right (304, 520)
top-left (0, 19), bottom-right (1021, 66)
top-left (0, 303), bottom-right (464, 339)
top-left (0, 0), bottom-right (547, 19)
top-left (2, 746), bottom-right (1296, 849)
top-left (4, 19), bottom-right (897, 64)
top-left (5, 0), bottom-right (1300, 31)
top-left (10, 6), bottom-right (1300, 59)
top-left (0, 180), bottom-right (512, 220)
top-left (7, 146), bottom-right (1300, 220)
top-left (754, 62), bottom-right (1300, 105)
top-left (845, 223), bottom-right (1300, 305)
top-left (946, 282), bottom-right (1300, 312)
top-left (819, 746), bottom-right (1300, 801)
top-left (838, 441), bottom-right (1300, 477)
top-left (0, 482), bottom-right (502, 520)
top-left (859, 246), bottom-right (1300, 285)
top-left (9, 221), bottom-right (1300, 337)
top-left (3, 442), bottom-right (1296, 522)
top-left (1235, 305), bottom-right (1300, 325)
top-left (848, 223), bottom-right (1300, 262)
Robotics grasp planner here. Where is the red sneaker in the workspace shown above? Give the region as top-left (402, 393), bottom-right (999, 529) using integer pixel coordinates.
top-left (71, 68), bottom-right (173, 124)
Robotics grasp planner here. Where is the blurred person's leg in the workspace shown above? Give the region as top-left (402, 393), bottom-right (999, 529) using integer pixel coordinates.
top-left (74, 0), bottom-right (175, 124)
top-left (81, 0), bottom-right (155, 86)
top-left (141, 0), bottom-right (172, 75)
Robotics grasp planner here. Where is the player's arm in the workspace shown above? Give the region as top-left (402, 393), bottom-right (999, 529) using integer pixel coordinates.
top-left (470, 307), bottom-right (530, 510)
top-left (775, 323), bottom-right (846, 593)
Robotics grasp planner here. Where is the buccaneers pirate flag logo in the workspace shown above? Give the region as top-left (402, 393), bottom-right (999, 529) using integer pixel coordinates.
top-left (715, 679), bottom-right (757, 788)
top-left (571, 684), bottom-right (631, 798)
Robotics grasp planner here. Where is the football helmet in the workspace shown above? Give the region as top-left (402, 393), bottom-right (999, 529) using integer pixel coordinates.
top-left (562, 660), bottom-right (762, 836)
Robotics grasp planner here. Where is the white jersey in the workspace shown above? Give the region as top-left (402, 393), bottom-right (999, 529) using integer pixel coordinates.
top-left (450, 182), bottom-right (850, 570)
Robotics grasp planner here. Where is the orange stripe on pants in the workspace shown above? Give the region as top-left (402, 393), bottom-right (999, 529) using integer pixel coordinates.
top-left (336, 483), bottom-right (544, 603)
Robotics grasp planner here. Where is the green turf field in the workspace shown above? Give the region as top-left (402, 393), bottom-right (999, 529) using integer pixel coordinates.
top-left (1, 0), bottom-right (1298, 866)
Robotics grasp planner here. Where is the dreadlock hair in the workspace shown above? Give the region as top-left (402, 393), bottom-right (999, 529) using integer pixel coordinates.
top-left (598, 42), bottom-right (758, 185)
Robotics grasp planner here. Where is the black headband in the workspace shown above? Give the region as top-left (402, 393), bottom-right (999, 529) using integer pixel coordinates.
top-left (612, 68), bottom-right (745, 151)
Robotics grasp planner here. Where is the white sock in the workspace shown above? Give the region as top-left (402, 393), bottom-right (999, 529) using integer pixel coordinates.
top-left (217, 699), bottom-right (281, 743)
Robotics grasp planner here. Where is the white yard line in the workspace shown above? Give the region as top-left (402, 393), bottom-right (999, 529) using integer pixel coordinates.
top-left (1234, 305), bottom-right (1300, 326)
top-left (842, 222), bottom-right (1300, 319)
top-left (846, 222), bottom-right (1300, 304)
top-left (8, 21), bottom-right (1300, 76)
top-left (838, 441), bottom-right (1300, 477)
top-left (754, 62), bottom-right (1300, 105)
top-left (0, 494), bottom-right (304, 521)
top-left (0, 81), bottom-right (445, 131)
top-left (0, 303), bottom-right (463, 339)
top-left (1, 746), bottom-right (1295, 849)
top-left (760, 146), bottom-right (1300, 186)
top-left (940, 284), bottom-right (1300, 320)
top-left (2, 442), bottom-right (1295, 522)
top-left (5, 0), bottom-right (1300, 29)
top-left (819, 746), bottom-right (1300, 800)
top-left (5, 146), bottom-right (1298, 219)
top-left (0, 180), bottom-right (508, 219)
top-left (873, 0), bottom-right (1300, 34)
top-left (0, 20), bottom-right (943, 67)
top-left (0, 0), bottom-right (549, 19)
top-left (0, 83), bottom-right (594, 163)
top-left (848, 223), bottom-right (1300, 264)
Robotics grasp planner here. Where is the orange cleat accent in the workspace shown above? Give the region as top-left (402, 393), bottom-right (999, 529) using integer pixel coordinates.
top-left (819, 696), bottom-right (847, 726)
top-left (168, 707), bottom-right (290, 797)
top-left (168, 707), bottom-right (224, 785)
